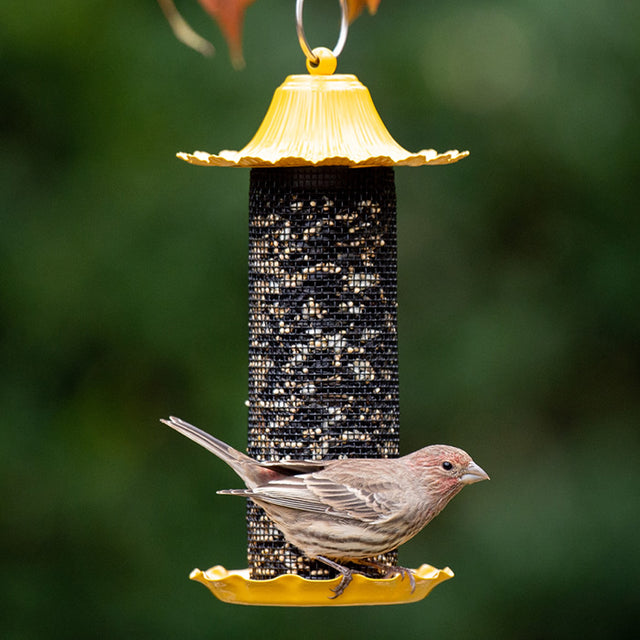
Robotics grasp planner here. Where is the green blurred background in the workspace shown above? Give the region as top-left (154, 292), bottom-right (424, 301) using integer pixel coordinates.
top-left (2, 1), bottom-right (639, 637)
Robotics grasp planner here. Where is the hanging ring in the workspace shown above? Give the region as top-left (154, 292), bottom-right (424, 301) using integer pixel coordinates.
top-left (296, 0), bottom-right (349, 65)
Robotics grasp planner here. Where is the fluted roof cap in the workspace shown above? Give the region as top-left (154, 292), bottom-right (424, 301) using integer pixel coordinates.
top-left (178, 62), bottom-right (468, 168)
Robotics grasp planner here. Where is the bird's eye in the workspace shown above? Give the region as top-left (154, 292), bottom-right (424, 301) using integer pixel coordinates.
top-left (442, 461), bottom-right (453, 470)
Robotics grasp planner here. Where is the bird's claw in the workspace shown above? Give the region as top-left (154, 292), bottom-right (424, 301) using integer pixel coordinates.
top-left (328, 572), bottom-right (353, 599)
top-left (317, 555), bottom-right (371, 599)
top-left (388, 565), bottom-right (416, 593)
top-left (323, 559), bottom-right (417, 598)
top-left (359, 560), bottom-right (416, 593)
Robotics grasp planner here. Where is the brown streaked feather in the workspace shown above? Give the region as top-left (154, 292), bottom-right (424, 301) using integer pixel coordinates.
top-left (305, 472), bottom-right (402, 522)
top-left (219, 461), bottom-right (405, 524)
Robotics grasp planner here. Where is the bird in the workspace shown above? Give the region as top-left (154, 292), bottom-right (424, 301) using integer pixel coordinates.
top-left (161, 416), bottom-right (489, 597)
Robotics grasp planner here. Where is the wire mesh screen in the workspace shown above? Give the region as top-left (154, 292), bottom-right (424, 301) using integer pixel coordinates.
top-left (246, 166), bottom-right (400, 579)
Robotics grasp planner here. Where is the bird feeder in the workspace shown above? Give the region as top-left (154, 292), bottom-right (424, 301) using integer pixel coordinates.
top-left (178, 0), bottom-right (467, 606)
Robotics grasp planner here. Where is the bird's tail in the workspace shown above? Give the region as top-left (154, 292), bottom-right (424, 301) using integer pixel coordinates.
top-left (160, 416), bottom-right (256, 484)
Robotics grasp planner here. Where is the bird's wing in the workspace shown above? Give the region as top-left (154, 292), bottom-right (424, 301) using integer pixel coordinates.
top-left (305, 473), bottom-right (401, 522)
top-left (228, 465), bottom-right (402, 524)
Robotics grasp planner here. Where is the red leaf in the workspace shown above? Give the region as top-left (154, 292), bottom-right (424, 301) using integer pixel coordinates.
top-left (197, 0), bottom-right (256, 68)
top-left (347, 0), bottom-right (381, 22)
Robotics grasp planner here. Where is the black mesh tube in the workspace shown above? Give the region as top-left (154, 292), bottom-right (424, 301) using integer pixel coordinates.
top-left (246, 166), bottom-right (400, 579)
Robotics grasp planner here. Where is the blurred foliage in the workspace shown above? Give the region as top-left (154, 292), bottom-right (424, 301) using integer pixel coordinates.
top-left (1, 1), bottom-right (639, 638)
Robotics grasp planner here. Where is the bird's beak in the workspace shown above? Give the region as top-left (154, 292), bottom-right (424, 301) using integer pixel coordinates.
top-left (460, 461), bottom-right (490, 484)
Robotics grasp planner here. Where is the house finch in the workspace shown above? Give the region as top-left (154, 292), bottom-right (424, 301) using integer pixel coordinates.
top-left (161, 416), bottom-right (489, 597)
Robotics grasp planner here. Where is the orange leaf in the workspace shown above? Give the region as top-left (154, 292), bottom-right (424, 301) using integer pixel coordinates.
top-left (197, 0), bottom-right (256, 68)
top-left (347, 0), bottom-right (381, 22)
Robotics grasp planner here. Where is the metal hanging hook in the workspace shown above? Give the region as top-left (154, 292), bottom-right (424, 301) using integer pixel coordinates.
top-left (296, 0), bottom-right (349, 64)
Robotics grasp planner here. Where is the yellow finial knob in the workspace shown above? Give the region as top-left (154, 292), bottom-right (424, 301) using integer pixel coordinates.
top-left (307, 47), bottom-right (337, 75)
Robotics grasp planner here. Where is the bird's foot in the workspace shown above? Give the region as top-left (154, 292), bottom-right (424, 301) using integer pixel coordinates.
top-left (384, 565), bottom-right (416, 592)
top-left (358, 560), bottom-right (416, 593)
top-left (316, 556), bottom-right (368, 599)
